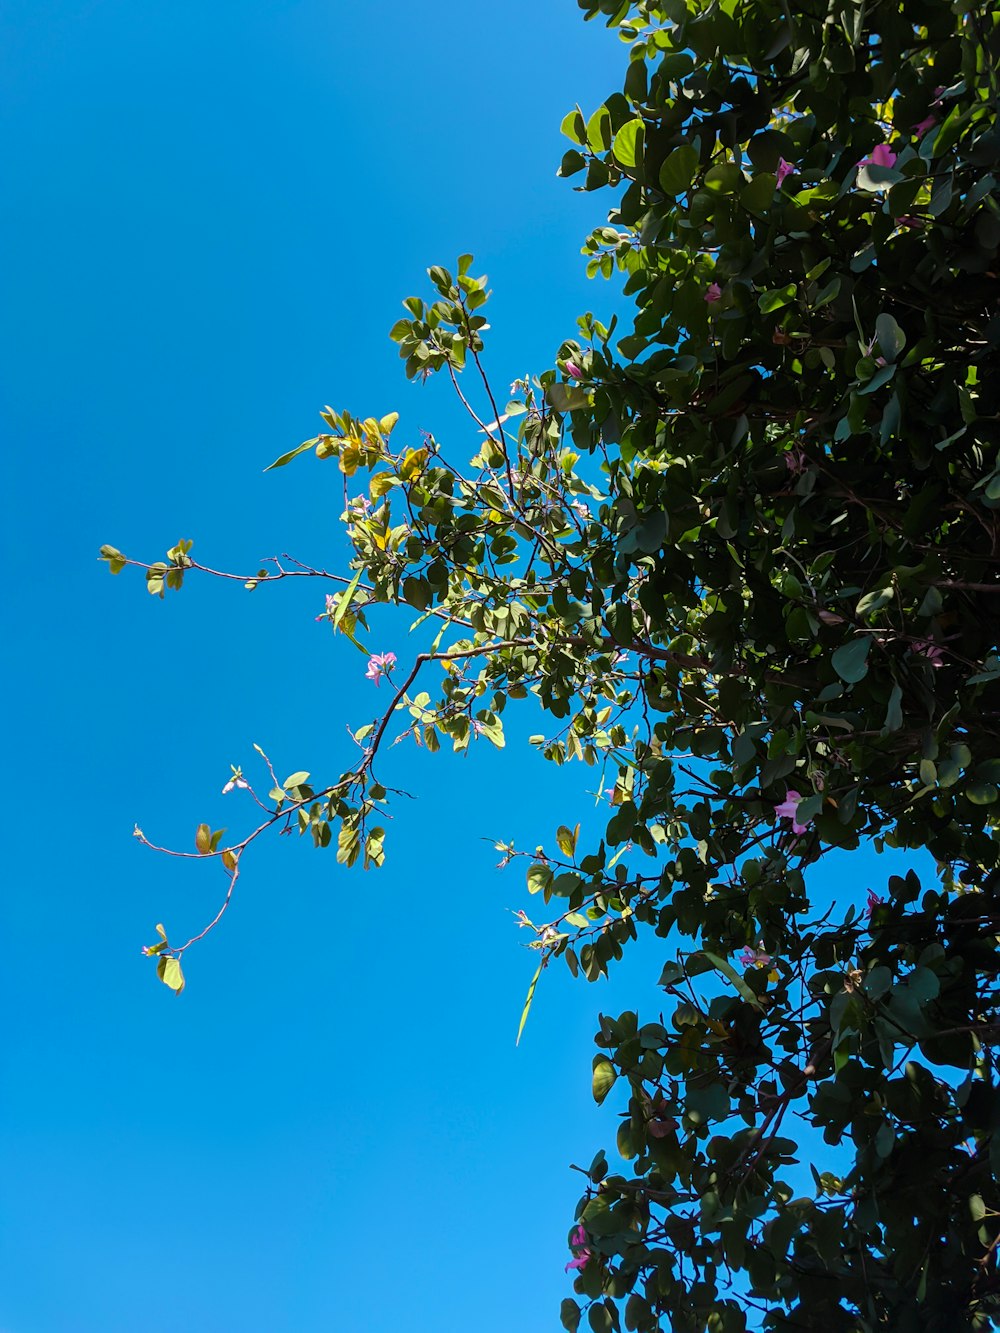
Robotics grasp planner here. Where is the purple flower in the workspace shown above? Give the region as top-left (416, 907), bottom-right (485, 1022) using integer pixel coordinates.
top-left (705, 282), bottom-right (722, 304)
top-left (912, 114), bottom-right (936, 138)
top-left (865, 890), bottom-right (884, 919)
top-left (912, 639), bottom-right (944, 667)
top-left (784, 445), bottom-right (807, 474)
top-left (861, 144), bottom-right (897, 170)
top-left (740, 944), bottom-right (773, 970)
top-left (775, 789), bottom-right (811, 835)
top-left (775, 158), bottom-right (795, 187)
top-left (365, 651), bottom-right (397, 686)
top-left (565, 1225), bottom-right (592, 1273)
top-left (565, 361), bottom-right (584, 380)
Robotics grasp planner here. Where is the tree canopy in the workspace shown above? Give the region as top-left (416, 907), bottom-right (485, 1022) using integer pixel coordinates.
top-left (101, 0), bottom-right (1000, 1327)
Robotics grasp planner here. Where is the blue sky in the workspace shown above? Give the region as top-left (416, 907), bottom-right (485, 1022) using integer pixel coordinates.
top-left (1, 4), bottom-right (930, 1331)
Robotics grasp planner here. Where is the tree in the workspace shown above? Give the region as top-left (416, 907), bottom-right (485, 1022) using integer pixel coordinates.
top-left (101, 0), bottom-right (1000, 1327)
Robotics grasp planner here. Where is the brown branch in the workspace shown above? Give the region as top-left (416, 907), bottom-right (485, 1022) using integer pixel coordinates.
top-left (174, 859), bottom-right (241, 955)
top-left (111, 555), bottom-right (474, 628)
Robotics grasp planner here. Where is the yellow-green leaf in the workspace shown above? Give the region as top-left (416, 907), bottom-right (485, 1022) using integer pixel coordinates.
top-left (556, 824), bottom-right (579, 859)
top-left (516, 960), bottom-right (544, 1046)
top-left (157, 955), bottom-right (185, 995)
top-left (592, 1056), bottom-right (617, 1104)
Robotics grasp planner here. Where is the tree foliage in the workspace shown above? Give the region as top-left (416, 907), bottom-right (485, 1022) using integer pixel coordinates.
top-left (102, 0), bottom-right (1000, 1326)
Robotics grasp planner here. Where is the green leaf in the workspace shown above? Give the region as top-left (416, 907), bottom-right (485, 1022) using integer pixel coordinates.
top-left (967, 783), bottom-right (998, 806)
top-left (685, 1079), bottom-right (730, 1125)
top-left (332, 569), bottom-right (364, 631)
top-left (703, 162), bottom-right (743, 194)
top-left (195, 823), bottom-right (211, 854)
top-left (858, 362), bottom-right (896, 395)
top-left (968, 656), bottom-right (1000, 685)
top-left (740, 172), bottom-right (776, 215)
top-left (857, 162), bottom-right (904, 192)
top-left (758, 284), bottom-right (797, 313)
top-left (516, 960), bottom-right (545, 1046)
top-left (875, 313), bottom-right (906, 362)
top-left (658, 144), bottom-right (698, 194)
top-left (264, 439), bottom-right (315, 471)
top-left (585, 104), bottom-right (611, 153)
top-left (547, 383), bottom-right (590, 414)
top-left (527, 863), bottom-right (553, 896)
top-left (699, 950), bottom-right (764, 1010)
top-left (832, 636), bottom-right (872, 683)
top-left (364, 827), bottom-right (386, 869)
top-left (560, 1300), bottom-right (581, 1333)
top-left (883, 682), bottom-right (903, 733)
top-left (856, 587), bottom-right (893, 617)
top-left (592, 1056), bottom-right (617, 1104)
top-left (560, 109), bottom-right (586, 145)
top-left (612, 118), bottom-right (644, 169)
top-left (588, 1304), bottom-right (613, 1333)
top-left (283, 771), bottom-right (311, 789)
top-left (157, 955), bottom-right (185, 995)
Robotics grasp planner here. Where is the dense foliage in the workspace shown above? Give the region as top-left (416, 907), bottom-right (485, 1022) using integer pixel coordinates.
top-left (102, 0), bottom-right (1000, 1327)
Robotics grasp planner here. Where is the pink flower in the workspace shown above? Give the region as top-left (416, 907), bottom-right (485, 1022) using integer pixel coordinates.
top-left (775, 158), bottom-right (795, 187)
top-left (365, 652), bottom-right (397, 685)
top-left (565, 1225), bottom-right (592, 1273)
top-left (775, 789), bottom-right (811, 835)
top-left (865, 890), bottom-right (884, 918)
top-left (705, 283), bottom-right (722, 303)
top-left (913, 114), bottom-right (936, 138)
top-left (896, 215), bottom-right (923, 229)
top-left (565, 361), bottom-right (583, 380)
top-left (784, 445), bottom-right (807, 474)
top-left (740, 944), bottom-right (773, 970)
top-left (861, 144), bottom-right (897, 169)
top-left (222, 777), bottom-right (249, 794)
top-left (315, 593), bottom-right (337, 622)
top-left (912, 640), bottom-right (944, 667)
top-left (818, 610), bottom-right (845, 625)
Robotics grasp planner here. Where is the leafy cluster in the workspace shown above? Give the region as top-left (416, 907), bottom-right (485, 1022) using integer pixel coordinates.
top-left (102, 0), bottom-right (1000, 1328)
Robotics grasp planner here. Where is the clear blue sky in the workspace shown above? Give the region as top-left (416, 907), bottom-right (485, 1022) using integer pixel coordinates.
top-left (0, 5), bottom-right (927, 1331)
